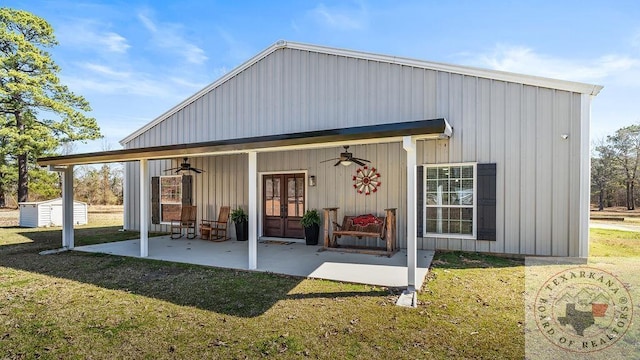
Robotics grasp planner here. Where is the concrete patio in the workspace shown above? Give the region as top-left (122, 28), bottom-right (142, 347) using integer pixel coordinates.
top-left (74, 236), bottom-right (434, 288)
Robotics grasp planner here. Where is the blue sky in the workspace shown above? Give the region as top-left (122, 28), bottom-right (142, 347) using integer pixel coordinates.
top-left (4, 0), bottom-right (640, 153)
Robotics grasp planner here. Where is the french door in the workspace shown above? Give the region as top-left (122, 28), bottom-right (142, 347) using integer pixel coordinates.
top-left (263, 173), bottom-right (305, 238)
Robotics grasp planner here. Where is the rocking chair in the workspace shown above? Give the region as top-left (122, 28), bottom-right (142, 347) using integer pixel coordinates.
top-left (199, 206), bottom-right (230, 242)
top-left (170, 205), bottom-right (197, 239)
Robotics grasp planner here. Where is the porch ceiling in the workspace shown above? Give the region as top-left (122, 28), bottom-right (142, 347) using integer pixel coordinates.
top-left (38, 118), bottom-right (451, 166)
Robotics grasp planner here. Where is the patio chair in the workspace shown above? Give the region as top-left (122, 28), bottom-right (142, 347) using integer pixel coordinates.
top-left (199, 206), bottom-right (230, 242)
top-left (170, 205), bottom-right (197, 239)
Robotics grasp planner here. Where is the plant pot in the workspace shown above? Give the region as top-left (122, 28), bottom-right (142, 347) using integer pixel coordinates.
top-left (304, 223), bottom-right (320, 245)
top-left (235, 221), bottom-right (248, 241)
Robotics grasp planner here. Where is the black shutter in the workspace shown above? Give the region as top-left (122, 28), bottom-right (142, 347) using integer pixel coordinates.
top-left (151, 176), bottom-right (159, 224)
top-left (416, 165), bottom-right (424, 237)
top-left (477, 163), bottom-right (496, 241)
top-left (182, 175), bottom-right (193, 205)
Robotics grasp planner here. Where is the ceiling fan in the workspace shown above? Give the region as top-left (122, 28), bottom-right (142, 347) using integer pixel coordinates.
top-left (164, 157), bottom-right (205, 174)
top-left (321, 146), bottom-right (370, 167)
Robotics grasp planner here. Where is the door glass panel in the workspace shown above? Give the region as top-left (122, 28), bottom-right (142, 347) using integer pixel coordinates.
top-left (287, 177), bottom-right (296, 216)
top-left (265, 177), bottom-right (280, 217)
top-left (296, 177), bottom-right (304, 216)
top-left (265, 178), bottom-right (274, 216)
top-left (273, 178), bottom-right (280, 216)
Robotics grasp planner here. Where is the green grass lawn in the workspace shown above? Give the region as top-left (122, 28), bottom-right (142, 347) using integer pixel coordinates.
top-left (0, 218), bottom-right (637, 359)
top-left (589, 228), bottom-right (640, 257)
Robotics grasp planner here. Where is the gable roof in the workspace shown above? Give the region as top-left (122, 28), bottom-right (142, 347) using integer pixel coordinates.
top-left (120, 40), bottom-right (603, 145)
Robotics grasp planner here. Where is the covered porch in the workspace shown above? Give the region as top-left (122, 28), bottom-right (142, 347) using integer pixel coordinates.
top-left (74, 236), bottom-right (434, 288)
top-left (38, 118), bottom-right (452, 301)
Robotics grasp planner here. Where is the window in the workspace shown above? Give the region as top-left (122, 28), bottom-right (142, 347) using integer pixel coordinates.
top-left (424, 163), bottom-right (476, 238)
top-left (160, 175), bottom-right (182, 223)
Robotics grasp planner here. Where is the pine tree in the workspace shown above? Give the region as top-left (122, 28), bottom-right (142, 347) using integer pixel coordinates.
top-left (0, 8), bottom-right (101, 203)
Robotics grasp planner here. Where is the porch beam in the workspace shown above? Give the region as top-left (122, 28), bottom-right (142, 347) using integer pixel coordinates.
top-left (61, 165), bottom-right (75, 249)
top-left (248, 151), bottom-right (258, 269)
top-left (403, 136), bottom-right (417, 293)
top-left (140, 159), bottom-right (149, 257)
top-left (38, 119), bottom-right (452, 166)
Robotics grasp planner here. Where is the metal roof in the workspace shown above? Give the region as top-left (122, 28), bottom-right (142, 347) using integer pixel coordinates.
top-left (38, 118), bottom-right (452, 166)
top-left (120, 40), bottom-right (603, 145)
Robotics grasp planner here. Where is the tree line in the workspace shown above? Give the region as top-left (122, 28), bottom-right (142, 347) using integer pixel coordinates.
top-left (0, 162), bottom-right (124, 207)
top-left (592, 124), bottom-right (640, 210)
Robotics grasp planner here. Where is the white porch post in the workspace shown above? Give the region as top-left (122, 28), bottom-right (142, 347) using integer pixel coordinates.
top-left (248, 151), bottom-right (258, 270)
top-left (139, 159), bottom-right (149, 257)
top-left (403, 136), bottom-right (417, 292)
top-left (61, 165), bottom-right (75, 249)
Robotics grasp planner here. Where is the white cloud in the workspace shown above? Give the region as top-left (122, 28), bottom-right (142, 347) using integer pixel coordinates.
top-left (309, 2), bottom-right (368, 30)
top-left (470, 44), bottom-right (640, 84)
top-left (65, 62), bottom-right (201, 100)
top-left (168, 76), bottom-right (208, 90)
top-left (81, 63), bottom-right (131, 78)
top-left (137, 12), bottom-right (208, 65)
top-left (57, 20), bottom-right (130, 54)
top-left (102, 32), bottom-right (130, 53)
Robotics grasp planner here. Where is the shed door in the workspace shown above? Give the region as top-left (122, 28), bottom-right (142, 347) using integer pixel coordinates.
top-left (50, 204), bottom-right (63, 226)
top-left (263, 174), bottom-right (305, 238)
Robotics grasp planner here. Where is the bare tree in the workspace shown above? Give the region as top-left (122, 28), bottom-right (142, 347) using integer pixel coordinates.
top-left (592, 138), bottom-right (618, 210)
top-left (607, 124), bottom-right (640, 210)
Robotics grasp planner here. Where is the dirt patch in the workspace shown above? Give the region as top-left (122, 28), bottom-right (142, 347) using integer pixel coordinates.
top-left (591, 206), bottom-right (640, 217)
top-left (87, 205), bottom-right (124, 213)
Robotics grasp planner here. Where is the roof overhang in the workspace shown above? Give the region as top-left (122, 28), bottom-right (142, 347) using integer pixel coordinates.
top-left (39, 118), bottom-right (452, 167)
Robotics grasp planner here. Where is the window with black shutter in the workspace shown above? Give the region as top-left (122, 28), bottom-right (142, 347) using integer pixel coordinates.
top-left (151, 175), bottom-right (193, 224)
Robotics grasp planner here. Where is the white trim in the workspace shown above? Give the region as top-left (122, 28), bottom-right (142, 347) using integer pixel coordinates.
top-left (423, 162), bottom-right (477, 239)
top-left (120, 41), bottom-right (601, 145)
top-left (579, 94), bottom-right (591, 258)
top-left (257, 170), bottom-right (309, 238)
top-left (285, 41), bottom-right (603, 96)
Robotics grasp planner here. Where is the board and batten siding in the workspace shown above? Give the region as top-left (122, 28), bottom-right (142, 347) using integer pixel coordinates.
top-left (123, 47), bottom-right (586, 257)
top-left (417, 80), bottom-right (582, 257)
top-left (124, 143), bottom-right (409, 247)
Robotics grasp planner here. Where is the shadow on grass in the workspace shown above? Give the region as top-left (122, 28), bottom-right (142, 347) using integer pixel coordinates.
top-left (431, 251), bottom-right (524, 270)
top-left (0, 226), bottom-right (389, 318)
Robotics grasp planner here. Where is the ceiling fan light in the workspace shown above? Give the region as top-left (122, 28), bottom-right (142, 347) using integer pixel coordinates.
top-left (341, 160), bottom-right (352, 166)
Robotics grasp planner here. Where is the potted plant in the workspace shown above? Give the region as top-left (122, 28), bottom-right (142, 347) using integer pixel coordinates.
top-left (300, 209), bottom-right (321, 245)
top-left (231, 207), bottom-right (248, 241)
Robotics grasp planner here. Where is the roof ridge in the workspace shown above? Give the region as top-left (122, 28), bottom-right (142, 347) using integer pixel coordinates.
top-left (120, 40), bottom-right (603, 145)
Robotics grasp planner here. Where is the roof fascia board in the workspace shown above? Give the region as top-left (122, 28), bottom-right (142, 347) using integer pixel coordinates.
top-left (45, 118), bottom-right (450, 167)
top-left (284, 41), bottom-right (603, 96)
top-left (119, 41), bottom-right (288, 146)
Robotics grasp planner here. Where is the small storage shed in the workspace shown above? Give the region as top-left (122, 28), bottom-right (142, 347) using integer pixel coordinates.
top-left (19, 198), bottom-right (88, 228)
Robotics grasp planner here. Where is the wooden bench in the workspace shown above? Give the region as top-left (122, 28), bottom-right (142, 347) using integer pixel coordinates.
top-left (323, 208), bottom-right (397, 257)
